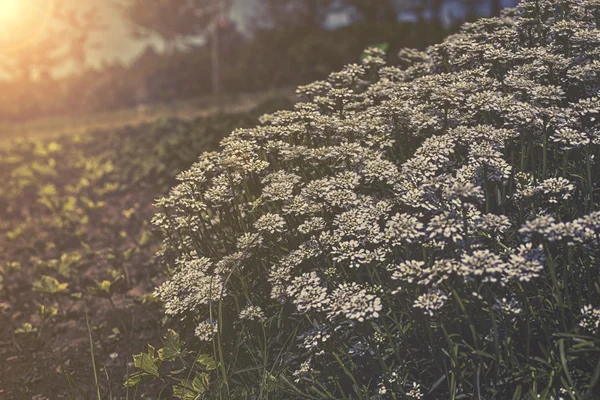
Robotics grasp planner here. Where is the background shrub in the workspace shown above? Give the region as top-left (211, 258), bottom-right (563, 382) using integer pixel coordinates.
top-left (147, 1), bottom-right (600, 398)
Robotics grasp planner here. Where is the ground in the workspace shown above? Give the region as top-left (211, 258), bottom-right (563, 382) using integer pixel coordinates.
top-left (0, 93), bottom-right (294, 399)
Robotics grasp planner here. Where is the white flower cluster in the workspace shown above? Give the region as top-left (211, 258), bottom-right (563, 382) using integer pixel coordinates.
top-left (154, 257), bottom-right (225, 316)
top-left (238, 305), bottom-right (265, 322)
top-left (579, 305), bottom-right (600, 334)
top-left (493, 297), bottom-right (523, 316)
top-left (195, 320), bottom-right (218, 342)
top-left (152, 0), bottom-right (600, 396)
top-left (412, 289), bottom-right (449, 317)
top-left (328, 282), bottom-right (382, 323)
top-left (298, 325), bottom-right (331, 352)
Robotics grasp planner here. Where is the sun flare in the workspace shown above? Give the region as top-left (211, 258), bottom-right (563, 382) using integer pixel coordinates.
top-left (0, 0), bottom-right (22, 24)
top-left (0, 0), bottom-right (52, 52)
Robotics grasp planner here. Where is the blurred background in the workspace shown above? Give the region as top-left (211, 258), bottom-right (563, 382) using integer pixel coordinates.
top-left (0, 0), bottom-right (518, 124)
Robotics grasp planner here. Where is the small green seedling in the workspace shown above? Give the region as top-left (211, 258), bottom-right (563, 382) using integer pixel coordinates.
top-left (38, 304), bottom-right (58, 320)
top-left (15, 322), bottom-right (38, 335)
top-left (87, 276), bottom-right (122, 300)
top-left (33, 275), bottom-right (69, 295)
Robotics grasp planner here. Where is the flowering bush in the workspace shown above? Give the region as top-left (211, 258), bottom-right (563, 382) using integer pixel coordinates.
top-left (146, 0), bottom-right (600, 398)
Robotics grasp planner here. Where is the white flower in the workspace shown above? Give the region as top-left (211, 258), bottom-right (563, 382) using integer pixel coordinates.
top-left (298, 325), bottom-right (331, 352)
top-left (292, 359), bottom-right (314, 383)
top-left (150, 0), bottom-right (600, 395)
top-left (195, 320), bottom-right (218, 342)
top-left (287, 272), bottom-right (329, 313)
top-left (238, 305), bottom-right (266, 322)
top-left (413, 289), bottom-right (448, 317)
top-left (552, 127), bottom-right (590, 150)
top-left (493, 297), bottom-right (523, 316)
top-left (254, 213), bottom-right (286, 234)
top-left (407, 382), bottom-right (424, 399)
top-left (328, 283), bottom-right (382, 323)
top-left (154, 260), bottom-right (226, 316)
top-left (385, 213), bottom-right (425, 246)
top-left (579, 305), bottom-right (600, 334)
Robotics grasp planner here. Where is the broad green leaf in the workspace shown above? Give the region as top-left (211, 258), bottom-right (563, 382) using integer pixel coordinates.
top-left (196, 354), bottom-right (217, 371)
top-left (133, 345), bottom-right (160, 377)
top-left (158, 329), bottom-right (183, 361)
top-left (33, 275), bottom-right (69, 295)
top-left (173, 373), bottom-right (209, 400)
top-left (124, 371), bottom-right (149, 388)
top-left (192, 372), bottom-right (209, 393)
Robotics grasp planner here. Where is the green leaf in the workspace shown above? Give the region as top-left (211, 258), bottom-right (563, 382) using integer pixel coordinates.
top-left (192, 372), bottom-right (209, 393)
top-left (38, 304), bottom-right (58, 319)
top-left (15, 322), bottom-right (37, 334)
top-left (133, 345), bottom-right (160, 377)
top-left (138, 229), bottom-right (153, 246)
top-left (87, 277), bottom-right (121, 299)
top-left (33, 275), bottom-right (69, 295)
top-left (158, 329), bottom-right (184, 361)
top-left (428, 375), bottom-right (446, 394)
top-left (196, 354), bottom-right (217, 371)
top-left (173, 373), bottom-right (209, 400)
top-left (472, 350), bottom-right (495, 360)
top-left (124, 371), bottom-right (148, 388)
top-left (512, 385), bottom-right (523, 400)
top-left (100, 280), bottom-right (112, 292)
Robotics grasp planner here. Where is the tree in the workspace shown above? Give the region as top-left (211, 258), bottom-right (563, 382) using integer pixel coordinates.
top-left (0, 2), bottom-right (105, 81)
top-left (255, 0), bottom-right (406, 28)
top-left (55, 5), bottom-right (106, 69)
top-left (254, 0), bottom-right (337, 29)
top-left (1, 35), bottom-right (62, 81)
top-left (341, 0), bottom-right (402, 23)
top-left (120, 0), bottom-right (225, 52)
top-left (490, 0), bottom-right (503, 16)
top-left (119, 0), bottom-right (231, 95)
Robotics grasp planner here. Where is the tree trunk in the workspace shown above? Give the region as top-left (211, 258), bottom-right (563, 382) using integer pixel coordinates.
top-left (491, 0), bottom-right (502, 16)
top-left (430, 0), bottom-right (445, 24)
top-left (211, 0), bottom-right (222, 97)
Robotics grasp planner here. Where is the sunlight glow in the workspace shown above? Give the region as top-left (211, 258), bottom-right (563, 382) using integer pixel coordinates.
top-left (0, 0), bottom-right (52, 52)
top-left (0, 0), bottom-right (22, 24)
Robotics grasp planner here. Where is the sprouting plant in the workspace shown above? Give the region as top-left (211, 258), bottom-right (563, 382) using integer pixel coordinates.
top-left (38, 304), bottom-right (58, 320)
top-left (125, 329), bottom-right (218, 399)
top-left (47, 252), bottom-right (81, 278)
top-left (33, 275), bottom-right (69, 296)
top-left (86, 277), bottom-right (121, 303)
top-left (15, 322), bottom-right (38, 335)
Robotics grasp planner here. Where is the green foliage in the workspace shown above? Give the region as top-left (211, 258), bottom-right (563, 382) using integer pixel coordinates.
top-left (15, 322), bottom-right (38, 335)
top-left (158, 329), bottom-right (185, 362)
top-left (47, 252), bottom-right (81, 278)
top-left (146, 1), bottom-right (600, 398)
top-left (0, 99), bottom-right (287, 397)
top-left (86, 277), bottom-right (121, 300)
top-left (172, 372), bottom-right (210, 399)
top-left (126, 330), bottom-right (221, 399)
top-left (38, 304), bottom-right (58, 320)
top-left (32, 275), bottom-right (69, 295)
